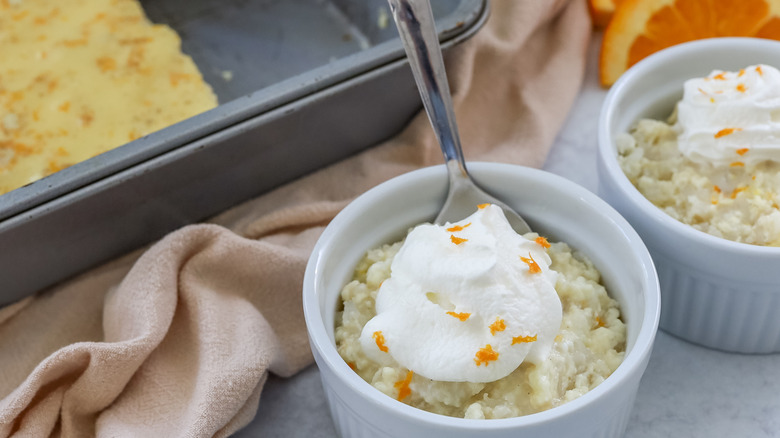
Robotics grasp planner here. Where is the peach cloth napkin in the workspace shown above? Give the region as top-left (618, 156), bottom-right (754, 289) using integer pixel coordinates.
top-left (0, 1), bottom-right (591, 436)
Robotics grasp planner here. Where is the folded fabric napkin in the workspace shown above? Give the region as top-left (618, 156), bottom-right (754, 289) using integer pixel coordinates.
top-left (0, 1), bottom-right (591, 436)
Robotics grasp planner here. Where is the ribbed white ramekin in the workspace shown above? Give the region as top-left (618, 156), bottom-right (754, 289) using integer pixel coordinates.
top-left (303, 163), bottom-right (660, 437)
top-left (597, 37), bottom-right (780, 354)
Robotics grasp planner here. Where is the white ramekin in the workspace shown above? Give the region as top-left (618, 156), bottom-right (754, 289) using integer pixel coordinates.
top-left (597, 37), bottom-right (780, 354)
top-left (303, 163), bottom-right (660, 438)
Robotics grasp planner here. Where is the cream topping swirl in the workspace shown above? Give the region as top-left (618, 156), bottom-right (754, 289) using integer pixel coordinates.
top-left (675, 64), bottom-right (780, 167)
top-left (358, 204), bottom-right (562, 383)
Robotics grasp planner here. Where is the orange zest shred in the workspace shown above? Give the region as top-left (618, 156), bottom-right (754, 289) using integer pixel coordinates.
top-left (450, 235), bottom-right (468, 245)
top-left (714, 128), bottom-right (741, 138)
top-left (712, 72), bottom-right (727, 81)
top-left (757, 65), bottom-right (764, 76)
top-left (489, 318), bottom-right (506, 335)
top-left (477, 203), bottom-right (490, 209)
top-left (736, 148), bottom-right (750, 156)
top-left (511, 334), bottom-right (538, 345)
top-left (520, 253), bottom-right (542, 274)
top-left (446, 311), bottom-right (471, 321)
top-left (595, 316), bottom-right (606, 327)
top-left (535, 236), bottom-right (551, 248)
top-left (372, 331), bottom-right (389, 353)
top-left (447, 223), bottom-right (471, 232)
top-left (696, 87), bottom-right (716, 102)
top-left (347, 362), bottom-right (357, 371)
top-left (736, 83), bottom-right (747, 93)
top-left (711, 185), bottom-right (721, 204)
top-left (394, 370), bottom-right (414, 401)
top-left (730, 161), bottom-right (745, 167)
top-left (554, 334), bottom-right (563, 343)
top-left (474, 344), bottom-right (499, 366)
top-left (738, 69), bottom-right (746, 77)
top-left (731, 186), bottom-right (747, 199)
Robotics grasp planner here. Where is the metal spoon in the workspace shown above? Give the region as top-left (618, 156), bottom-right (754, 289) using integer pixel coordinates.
top-left (387, 0), bottom-right (531, 233)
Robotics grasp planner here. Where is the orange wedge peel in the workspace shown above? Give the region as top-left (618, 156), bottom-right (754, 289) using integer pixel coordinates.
top-left (600, 0), bottom-right (780, 87)
top-left (588, 0), bottom-right (623, 28)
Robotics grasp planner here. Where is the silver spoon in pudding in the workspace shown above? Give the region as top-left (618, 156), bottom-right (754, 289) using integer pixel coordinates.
top-left (387, 0), bottom-right (531, 233)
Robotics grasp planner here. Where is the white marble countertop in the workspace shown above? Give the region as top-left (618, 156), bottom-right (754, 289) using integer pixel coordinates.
top-left (235, 34), bottom-right (780, 438)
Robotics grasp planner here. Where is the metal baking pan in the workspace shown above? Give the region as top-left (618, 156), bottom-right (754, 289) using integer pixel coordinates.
top-left (0, 0), bottom-right (488, 303)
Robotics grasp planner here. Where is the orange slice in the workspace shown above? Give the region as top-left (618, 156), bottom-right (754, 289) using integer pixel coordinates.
top-left (589, 0), bottom-right (624, 28)
top-left (600, 0), bottom-right (780, 86)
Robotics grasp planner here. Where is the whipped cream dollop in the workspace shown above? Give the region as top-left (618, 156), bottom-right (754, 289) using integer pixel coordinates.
top-left (675, 64), bottom-right (780, 167)
top-left (358, 204), bottom-right (562, 383)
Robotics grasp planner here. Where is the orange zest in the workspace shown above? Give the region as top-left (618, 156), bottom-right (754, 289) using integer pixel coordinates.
top-left (595, 316), bottom-right (606, 327)
top-left (372, 331), bottom-right (389, 353)
top-left (715, 128), bottom-right (741, 138)
top-left (446, 311), bottom-right (471, 321)
top-left (535, 236), bottom-right (551, 248)
top-left (477, 203), bottom-right (490, 209)
top-left (731, 186), bottom-right (747, 199)
top-left (711, 185), bottom-right (721, 204)
top-left (736, 83), bottom-right (748, 93)
top-left (347, 362), bottom-right (357, 371)
top-left (489, 318), bottom-right (506, 335)
top-left (474, 344), bottom-right (499, 366)
top-left (450, 235), bottom-right (468, 245)
top-left (394, 370), bottom-right (414, 401)
top-left (599, 0), bottom-right (780, 87)
top-left (520, 253), bottom-right (542, 274)
top-left (511, 334), bottom-right (538, 345)
top-left (730, 161), bottom-right (745, 167)
top-left (447, 223), bottom-right (471, 232)
top-left (736, 148), bottom-right (750, 156)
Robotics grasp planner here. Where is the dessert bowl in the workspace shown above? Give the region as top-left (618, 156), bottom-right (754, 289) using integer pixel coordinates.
top-left (303, 162), bottom-right (660, 438)
top-left (597, 37), bottom-right (780, 353)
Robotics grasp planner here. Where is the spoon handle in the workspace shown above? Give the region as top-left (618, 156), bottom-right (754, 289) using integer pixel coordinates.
top-left (388, 0), bottom-right (466, 173)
